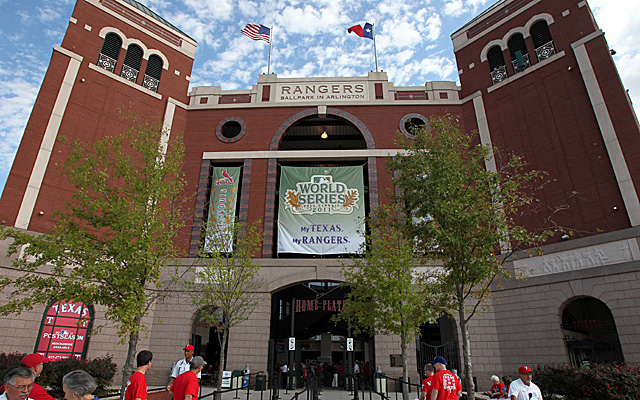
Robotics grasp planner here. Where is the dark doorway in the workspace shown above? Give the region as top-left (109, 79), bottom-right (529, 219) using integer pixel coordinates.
top-left (562, 297), bottom-right (624, 366)
top-left (417, 315), bottom-right (460, 374)
top-left (279, 115), bottom-right (366, 151)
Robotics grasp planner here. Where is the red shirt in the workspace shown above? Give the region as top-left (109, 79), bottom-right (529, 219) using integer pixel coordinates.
top-left (431, 370), bottom-right (462, 400)
top-left (490, 383), bottom-right (505, 398)
top-left (421, 376), bottom-right (434, 399)
top-left (30, 383), bottom-right (55, 400)
top-left (124, 371), bottom-right (147, 400)
top-left (172, 371), bottom-right (199, 400)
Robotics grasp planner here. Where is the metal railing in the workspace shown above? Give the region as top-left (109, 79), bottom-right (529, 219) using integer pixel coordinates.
top-left (535, 41), bottom-right (556, 61)
top-left (199, 371), bottom-right (267, 400)
top-left (143, 74), bottom-right (160, 92)
top-left (490, 65), bottom-right (508, 85)
top-left (97, 53), bottom-right (117, 73)
top-left (120, 65), bottom-right (139, 83)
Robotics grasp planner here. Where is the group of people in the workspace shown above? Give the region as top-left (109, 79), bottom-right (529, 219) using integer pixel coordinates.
top-left (419, 357), bottom-right (542, 400)
top-left (1, 353), bottom-right (99, 400)
top-left (1, 344), bottom-right (207, 400)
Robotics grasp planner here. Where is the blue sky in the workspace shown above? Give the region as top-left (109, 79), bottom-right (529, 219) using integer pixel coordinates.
top-left (0, 0), bottom-right (639, 194)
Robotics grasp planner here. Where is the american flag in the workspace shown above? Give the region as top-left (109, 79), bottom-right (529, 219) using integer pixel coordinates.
top-left (241, 24), bottom-right (271, 43)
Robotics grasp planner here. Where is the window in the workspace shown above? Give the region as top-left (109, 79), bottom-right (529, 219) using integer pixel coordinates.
top-left (97, 33), bottom-right (122, 73)
top-left (508, 34), bottom-right (530, 73)
top-left (487, 45), bottom-right (508, 84)
top-left (531, 20), bottom-right (556, 61)
top-left (120, 44), bottom-right (143, 83)
top-left (143, 54), bottom-right (163, 92)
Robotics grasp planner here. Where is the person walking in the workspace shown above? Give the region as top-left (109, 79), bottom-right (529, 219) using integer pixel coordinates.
top-left (167, 345), bottom-right (200, 391)
top-left (171, 357), bottom-right (206, 400)
top-left (20, 354), bottom-right (54, 400)
top-left (124, 350), bottom-right (153, 400)
top-left (508, 366), bottom-right (542, 400)
top-left (429, 357), bottom-right (461, 400)
top-left (419, 364), bottom-right (435, 400)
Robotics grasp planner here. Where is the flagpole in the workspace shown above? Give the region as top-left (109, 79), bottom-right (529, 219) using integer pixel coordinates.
top-left (372, 23), bottom-right (379, 72)
top-left (268, 26), bottom-right (273, 74)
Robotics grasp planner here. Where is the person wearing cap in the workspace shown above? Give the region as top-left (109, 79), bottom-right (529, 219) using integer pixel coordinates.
top-left (418, 364), bottom-right (435, 400)
top-left (508, 366), bottom-right (542, 400)
top-left (166, 345), bottom-right (200, 391)
top-left (123, 350), bottom-right (153, 400)
top-left (171, 357), bottom-right (206, 400)
top-left (2, 368), bottom-right (34, 400)
top-left (20, 354), bottom-right (54, 400)
top-left (429, 356), bottom-right (461, 400)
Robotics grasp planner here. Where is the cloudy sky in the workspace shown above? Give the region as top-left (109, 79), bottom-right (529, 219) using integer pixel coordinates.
top-left (0, 0), bottom-right (639, 193)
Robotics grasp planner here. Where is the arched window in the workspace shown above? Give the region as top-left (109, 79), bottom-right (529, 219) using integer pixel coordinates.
top-left (508, 34), bottom-right (530, 73)
top-left (530, 20), bottom-right (556, 61)
top-left (120, 44), bottom-right (143, 83)
top-left (487, 45), bottom-right (508, 84)
top-left (142, 54), bottom-right (163, 93)
top-left (97, 33), bottom-right (122, 73)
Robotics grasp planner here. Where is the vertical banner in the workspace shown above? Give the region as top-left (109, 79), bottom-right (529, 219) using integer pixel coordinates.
top-left (205, 166), bottom-right (241, 252)
top-left (278, 166), bottom-right (365, 254)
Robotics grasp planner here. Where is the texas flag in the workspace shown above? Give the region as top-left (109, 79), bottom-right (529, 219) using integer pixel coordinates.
top-left (347, 22), bottom-right (374, 40)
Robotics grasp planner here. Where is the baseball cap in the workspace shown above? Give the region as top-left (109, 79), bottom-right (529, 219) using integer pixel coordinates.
top-left (184, 345), bottom-right (195, 351)
top-left (518, 366), bottom-right (532, 374)
top-left (431, 356), bottom-right (447, 365)
top-left (21, 353), bottom-right (50, 368)
top-left (190, 356), bottom-right (207, 369)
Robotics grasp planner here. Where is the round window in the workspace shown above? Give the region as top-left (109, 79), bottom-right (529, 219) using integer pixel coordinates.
top-left (399, 114), bottom-right (429, 139)
top-left (216, 118), bottom-right (246, 143)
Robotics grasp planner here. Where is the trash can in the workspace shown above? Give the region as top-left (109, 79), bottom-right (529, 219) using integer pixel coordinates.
top-left (375, 372), bottom-right (386, 393)
top-left (232, 370), bottom-right (243, 389)
top-left (255, 374), bottom-right (267, 391)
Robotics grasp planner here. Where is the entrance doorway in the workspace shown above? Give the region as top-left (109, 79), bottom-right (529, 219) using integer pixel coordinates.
top-left (192, 309), bottom-right (224, 384)
top-left (561, 297), bottom-right (624, 366)
top-left (417, 315), bottom-right (460, 374)
top-left (269, 282), bottom-right (373, 389)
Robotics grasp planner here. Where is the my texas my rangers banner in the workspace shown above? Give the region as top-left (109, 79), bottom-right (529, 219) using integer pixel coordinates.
top-left (278, 166), bottom-right (365, 255)
top-left (205, 166), bottom-right (241, 252)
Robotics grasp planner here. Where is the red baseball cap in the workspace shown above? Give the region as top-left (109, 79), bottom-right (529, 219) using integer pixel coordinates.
top-left (518, 366), bottom-right (532, 374)
top-left (183, 345), bottom-right (195, 351)
top-left (21, 353), bottom-right (50, 368)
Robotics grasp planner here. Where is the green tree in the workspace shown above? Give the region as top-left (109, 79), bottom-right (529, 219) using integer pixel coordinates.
top-left (387, 115), bottom-right (558, 398)
top-left (0, 116), bottom-right (188, 397)
top-left (187, 211), bottom-right (263, 398)
top-left (339, 205), bottom-right (448, 400)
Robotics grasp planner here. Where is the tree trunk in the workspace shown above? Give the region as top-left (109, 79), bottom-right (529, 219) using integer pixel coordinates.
top-left (215, 326), bottom-right (229, 400)
top-left (400, 331), bottom-right (409, 400)
top-left (120, 315), bottom-right (142, 400)
top-left (456, 287), bottom-right (474, 400)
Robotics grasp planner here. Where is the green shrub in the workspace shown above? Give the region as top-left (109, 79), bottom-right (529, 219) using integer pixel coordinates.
top-left (0, 353), bottom-right (117, 398)
top-left (534, 364), bottom-right (640, 400)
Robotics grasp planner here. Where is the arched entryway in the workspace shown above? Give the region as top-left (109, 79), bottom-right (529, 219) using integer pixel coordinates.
top-left (561, 297), bottom-right (624, 366)
top-left (268, 281), bottom-right (374, 389)
top-left (416, 315), bottom-right (460, 373)
top-left (191, 308), bottom-right (225, 383)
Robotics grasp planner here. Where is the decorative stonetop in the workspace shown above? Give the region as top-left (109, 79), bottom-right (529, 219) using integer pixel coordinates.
top-left (513, 238), bottom-right (640, 278)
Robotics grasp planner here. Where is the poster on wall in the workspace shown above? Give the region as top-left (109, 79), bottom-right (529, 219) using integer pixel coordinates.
top-left (204, 166), bottom-right (241, 252)
top-left (278, 166), bottom-right (365, 254)
top-left (34, 300), bottom-right (93, 361)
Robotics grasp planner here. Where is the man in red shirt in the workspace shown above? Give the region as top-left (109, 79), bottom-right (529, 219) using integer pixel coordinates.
top-left (430, 357), bottom-right (462, 400)
top-left (124, 350), bottom-right (153, 400)
top-left (172, 356), bottom-right (206, 400)
top-left (419, 364), bottom-right (435, 400)
top-left (20, 354), bottom-right (54, 400)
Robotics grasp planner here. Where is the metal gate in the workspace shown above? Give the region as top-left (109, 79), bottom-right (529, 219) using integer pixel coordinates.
top-left (416, 340), bottom-right (461, 373)
top-left (564, 335), bottom-right (625, 367)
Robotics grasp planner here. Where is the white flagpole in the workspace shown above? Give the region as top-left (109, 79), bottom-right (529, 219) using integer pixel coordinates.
top-left (373, 23), bottom-right (379, 72)
top-left (268, 26), bottom-right (273, 74)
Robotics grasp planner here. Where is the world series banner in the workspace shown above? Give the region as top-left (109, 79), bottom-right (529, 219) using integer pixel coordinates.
top-left (278, 166), bottom-right (365, 254)
top-left (205, 166), bottom-right (241, 252)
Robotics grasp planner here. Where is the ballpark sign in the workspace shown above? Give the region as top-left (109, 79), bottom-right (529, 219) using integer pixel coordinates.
top-left (278, 166), bottom-right (365, 254)
top-left (277, 82), bottom-right (369, 102)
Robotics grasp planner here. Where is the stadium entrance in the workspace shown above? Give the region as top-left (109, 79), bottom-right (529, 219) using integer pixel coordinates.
top-left (269, 281), bottom-right (373, 389)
